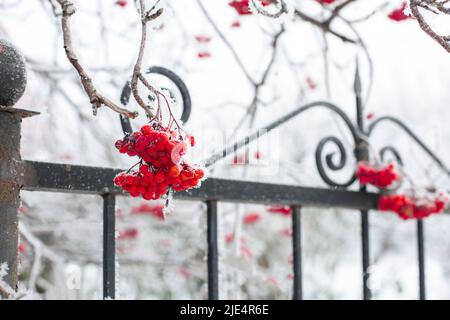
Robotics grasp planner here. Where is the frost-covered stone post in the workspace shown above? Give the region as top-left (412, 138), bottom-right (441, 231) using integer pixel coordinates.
top-left (0, 39), bottom-right (34, 297)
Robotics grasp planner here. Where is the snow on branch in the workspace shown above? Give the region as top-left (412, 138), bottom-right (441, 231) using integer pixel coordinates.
top-left (130, 0), bottom-right (164, 118)
top-left (249, 0), bottom-right (288, 18)
top-left (52, 0), bottom-right (139, 118)
top-left (52, 0), bottom-right (165, 119)
top-left (409, 0), bottom-right (450, 53)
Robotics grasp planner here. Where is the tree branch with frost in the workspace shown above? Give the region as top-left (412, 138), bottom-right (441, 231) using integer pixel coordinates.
top-left (409, 0), bottom-right (450, 53)
top-left (131, 0), bottom-right (163, 118)
top-left (346, 2), bottom-right (390, 24)
top-left (230, 26), bottom-right (285, 134)
top-left (52, 0), bottom-right (138, 118)
top-left (293, 8), bottom-right (357, 44)
top-left (247, 26), bottom-right (285, 126)
top-left (19, 222), bottom-right (64, 293)
top-left (249, 0), bottom-right (288, 18)
top-left (322, 0), bottom-right (357, 26)
top-left (196, 0), bottom-right (285, 130)
top-left (196, 0), bottom-right (255, 84)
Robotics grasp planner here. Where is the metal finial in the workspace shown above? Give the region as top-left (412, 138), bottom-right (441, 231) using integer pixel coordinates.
top-left (354, 58), bottom-right (362, 98)
top-left (0, 39), bottom-right (27, 107)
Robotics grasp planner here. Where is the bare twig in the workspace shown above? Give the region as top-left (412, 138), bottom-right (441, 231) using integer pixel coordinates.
top-left (294, 8), bottom-right (357, 44)
top-left (324, 0), bottom-right (357, 26)
top-left (232, 27), bottom-right (285, 131)
top-left (130, 0), bottom-right (163, 118)
top-left (196, 0), bottom-right (255, 84)
top-left (346, 2), bottom-right (389, 24)
top-left (54, 0), bottom-right (138, 118)
top-left (19, 222), bottom-right (64, 293)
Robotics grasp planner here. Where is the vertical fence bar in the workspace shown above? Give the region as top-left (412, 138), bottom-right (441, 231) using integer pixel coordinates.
top-left (206, 200), bottom-right (219, 300)
top-left (355, 63), bottom-right (371, 300)
top-left (417, 219), bottom-right (426, 300)
top-left (291, 205), bottom-right (303, 300)
top-left (361, 210), bottom-right (371, 300)
top-left (102, 194), bottom-right (116, 299)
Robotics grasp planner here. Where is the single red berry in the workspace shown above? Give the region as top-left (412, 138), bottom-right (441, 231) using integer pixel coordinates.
top-left (231, 20), bottom-right (241, 28)
top-left (197, 52), bottom-right (211, 59)
top-left (243, 212), bottom-right (261, 224)
top-left (116, 0), bottom-right (127, 7)
top-left (195, 35), bottom-right (211, 43)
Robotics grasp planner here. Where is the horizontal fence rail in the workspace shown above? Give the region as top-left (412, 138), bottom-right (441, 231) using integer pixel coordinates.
top-left (21, 161), bottom-right (380, 210)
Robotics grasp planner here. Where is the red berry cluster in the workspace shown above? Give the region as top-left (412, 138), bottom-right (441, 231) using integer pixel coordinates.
top-left (114, 124), bottom-right (205, 200)
top-left (388, 2), bottom-right (410, 22)
top-left (356, 162), bottom-right (400, 189)
top-left (378, 193), bottom-right (448, 220)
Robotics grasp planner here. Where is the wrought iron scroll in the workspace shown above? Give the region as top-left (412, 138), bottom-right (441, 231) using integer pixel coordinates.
top-left (367, 116), bottom-right (450, 176)
top-left (119, 66), bottom-right (192, 134)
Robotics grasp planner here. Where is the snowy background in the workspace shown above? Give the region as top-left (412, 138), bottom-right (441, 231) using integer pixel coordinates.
top-left (1, 0), bottom-right (450, 299)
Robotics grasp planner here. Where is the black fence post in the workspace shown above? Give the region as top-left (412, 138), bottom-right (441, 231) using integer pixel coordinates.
top-left (206, 200), bottom-right (219, 300)
top-left (354, 63), bottom-right (371, 300)
top-left (417, 219), bottom-right (426, 300)
top-left (102, 193), bottom-right (116, 299)
top-left (0, 108), bottom-right (37, 298)
top-left (291, 205), bottom-right (303, 300)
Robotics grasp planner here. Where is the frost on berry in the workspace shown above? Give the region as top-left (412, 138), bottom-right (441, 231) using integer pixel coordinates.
top-left (378, 192), bottom-right (448, 220)
top-left (114, 123), bottom-right (206, 206)
top-left (355, 161), bottom-right (401, 189)
top-left (388, 2), bottom-right (411, 22)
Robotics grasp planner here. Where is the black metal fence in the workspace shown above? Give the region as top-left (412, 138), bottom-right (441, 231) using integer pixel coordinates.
top-left (18, 159), bottom-right (381, 300)
top-left (1, 69), bottom-right (449, 300)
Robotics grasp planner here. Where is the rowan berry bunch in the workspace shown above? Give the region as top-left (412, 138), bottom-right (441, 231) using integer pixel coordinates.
top-left (378, 192), bottom-right (448, 220)
top-left (356, 161), bottom-right (401, 189)
top-left (114, 123), bottom-right (205, 201)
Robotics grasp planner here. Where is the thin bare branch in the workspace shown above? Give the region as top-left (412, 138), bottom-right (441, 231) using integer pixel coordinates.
top-left (130, 0), bottom-right (163, 117)
top-left (196, 0), bottom-right (256, 85)
top-left (409, 0), bottom-right (450, 53)
top-left (54, 0), bottom-right (138, 118)
top-left (294, 8), bottom-right (357, 44)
